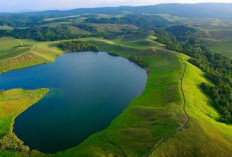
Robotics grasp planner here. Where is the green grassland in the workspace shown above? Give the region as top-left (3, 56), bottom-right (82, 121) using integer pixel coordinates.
top-left (0, 38), bottom-right (64, 73)
top-left (150, 54), bottom-right (232, 157)
top-left (201, 38), bottom-right (232, 58)
top-left (0, 26), bottom-right (13, 30)
top-left (198, 29), bottom-right (232, 58)
top-left (161, 14), bottom-right (232, 31)
top-left (0, 34), bottom-right (232, 156)
top-left (0, 88), bottom-right (48, 156)
top-left (0, 37), bottom-right (33, 61)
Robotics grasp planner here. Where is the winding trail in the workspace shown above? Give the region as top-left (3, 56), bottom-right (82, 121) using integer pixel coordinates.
top-left (145, 53), bottom-right (190, 157)
top-left (0, 43), bottom-right (35, 62)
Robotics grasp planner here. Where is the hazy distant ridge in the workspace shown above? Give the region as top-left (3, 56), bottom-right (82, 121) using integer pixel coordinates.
top-left (1, 3), bottom-right (232, 19)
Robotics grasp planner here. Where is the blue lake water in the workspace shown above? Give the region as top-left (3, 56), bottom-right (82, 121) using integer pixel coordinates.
top-left (0, 52), bottom-right (147, 153)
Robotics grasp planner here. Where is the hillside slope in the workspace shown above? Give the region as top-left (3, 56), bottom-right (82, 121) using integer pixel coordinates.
top-left (151, 54), bottom-right (232, 157)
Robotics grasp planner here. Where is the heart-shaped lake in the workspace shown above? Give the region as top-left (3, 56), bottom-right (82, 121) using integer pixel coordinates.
top-left (0, 52), bottom-right (147, 153)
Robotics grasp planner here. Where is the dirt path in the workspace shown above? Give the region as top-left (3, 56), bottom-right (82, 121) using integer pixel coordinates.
top-left (0, 44), bottom-right (35, 62)
top-left (18, 39), bottom-right (24, 46)
top-left (145, 54), bottom-right (190, 157)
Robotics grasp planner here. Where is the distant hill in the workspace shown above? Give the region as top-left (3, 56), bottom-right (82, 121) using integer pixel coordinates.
top-left (1, 3), bottom-right (231, 19)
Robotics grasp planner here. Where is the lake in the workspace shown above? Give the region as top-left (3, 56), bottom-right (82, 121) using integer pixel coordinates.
top-left (0, 52), bottom-right (147, 153)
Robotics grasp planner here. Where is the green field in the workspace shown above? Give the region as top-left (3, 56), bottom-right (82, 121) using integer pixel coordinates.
top-left (202, 38), bottom-right (232, 58)
top-left (195, 27), bottom-right (232, 58)
top-left (151, 54), bottom-right (232, 156)
top-left (0, 34), bottom-right (232, 156)
top-left (0, 38), bottom-right (64, 73)
top-left (0, 37), bottom-right (34, 61)
top-left (0, 88), bottom-right (48, 156)
top-left (0, 26), bottom-right (13, 30)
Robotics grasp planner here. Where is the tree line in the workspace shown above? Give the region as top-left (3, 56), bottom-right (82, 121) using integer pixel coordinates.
top-left (85, 14), bottom-right (170, 30)
top-left (57, 41), bottom-right (99, 52)
top-left (0, 23), bottom-right (139, 41)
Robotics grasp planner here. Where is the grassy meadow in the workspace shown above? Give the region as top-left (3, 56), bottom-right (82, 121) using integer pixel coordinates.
top-left (195, 27), bottom-right (232, 58)
top-left (202, 38), bottom-right (232, 58)
top-left (0, 37), bottom-right (32, 61)
top-left (0, 34), bottom-right (232, 156)
top-left (0, 38), bottom-right (64, 73)
top-left (0, 26), bottom-right (13, 30)
top-left (0, 88), bottom-right (48, 156)
top-left (151, 54), bottom-right (232, 157)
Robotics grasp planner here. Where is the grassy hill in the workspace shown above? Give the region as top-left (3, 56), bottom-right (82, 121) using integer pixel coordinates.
top-left (0, 34), bottom-right (232, 156)
top-left (0, 37), bottom-right (32, 61)
top-left (160, 15), bottom-right (232, 58)
top-left (0, 88), bottom-right (48, 156)
top-left (202, 38), bottom-right (232, 58)
top-left (0, 37), bottom-right (64, 73)
top-left (151, 54), bottom-right (232, 157)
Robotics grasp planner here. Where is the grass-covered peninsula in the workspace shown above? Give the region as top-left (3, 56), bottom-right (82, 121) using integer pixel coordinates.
top-left (0, 88), bottom-right (48, 157)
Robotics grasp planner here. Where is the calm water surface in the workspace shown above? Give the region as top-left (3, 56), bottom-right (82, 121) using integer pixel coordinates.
top-left (0, 52), bottom-right (147, 153)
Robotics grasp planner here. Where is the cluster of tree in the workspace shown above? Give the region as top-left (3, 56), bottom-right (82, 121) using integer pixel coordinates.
top-left (74, 24), bottom-right (97, 33)
top-left (0, 30), bottom-right (10, 38)
top-left (57, 41), bottom-right (99, 52)
top-left (0, 22), bottom-right (140, 41)
top-left (11, 26), bottom-right (83, 41)
top-left (0, 24), bottom-right (96, 41)
top-left (128, 55), bottom-right (148, 68)
top-left (200, 83), bottom-right (232, 122)
top-left (0, 15), bottom-right (45, 27)
top-left (156, 25), bottom-right (232, 123)
top-left (165, 25), bottom-right (196, 41)
top-left (85, 14), bottom-right (170, 29)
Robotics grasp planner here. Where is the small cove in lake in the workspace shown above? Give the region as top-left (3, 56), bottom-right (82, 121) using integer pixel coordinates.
top-left (0, 51), bottom-right (147, 153)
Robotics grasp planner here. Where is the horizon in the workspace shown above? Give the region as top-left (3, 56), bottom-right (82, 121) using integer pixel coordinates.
top-left (1, 1), bottom-right (232, 13)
